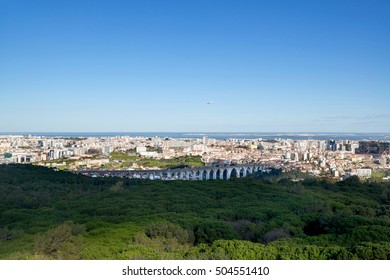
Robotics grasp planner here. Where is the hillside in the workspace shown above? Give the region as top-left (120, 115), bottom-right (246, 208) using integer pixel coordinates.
top-left (1, 164), bottom-right (390, 260)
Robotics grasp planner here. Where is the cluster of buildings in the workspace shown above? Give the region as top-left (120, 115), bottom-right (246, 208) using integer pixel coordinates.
top-left (1, 134), bottom-right (389, 180)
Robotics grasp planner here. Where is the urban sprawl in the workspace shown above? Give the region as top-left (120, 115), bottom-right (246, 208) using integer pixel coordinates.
top-left (1, 135), bottom-right (390, 180)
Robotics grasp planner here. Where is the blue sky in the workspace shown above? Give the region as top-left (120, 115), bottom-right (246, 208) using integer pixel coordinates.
top-left (1, 0), bottom-right (389, 132)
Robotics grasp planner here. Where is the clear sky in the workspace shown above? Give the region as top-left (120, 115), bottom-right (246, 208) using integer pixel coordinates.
top-left (1, 0), bottom-right (389, 133)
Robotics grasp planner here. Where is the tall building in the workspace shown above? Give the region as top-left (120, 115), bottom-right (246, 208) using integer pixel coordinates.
top-left (357, 141), bottom-right (390, 154)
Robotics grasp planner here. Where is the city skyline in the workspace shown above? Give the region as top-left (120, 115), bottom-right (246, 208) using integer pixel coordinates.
top-left (1, 0), bottom-right (390, 133)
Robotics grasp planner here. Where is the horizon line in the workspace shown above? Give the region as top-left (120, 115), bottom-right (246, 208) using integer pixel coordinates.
top-left (1, 131), bottom-right (389, 134)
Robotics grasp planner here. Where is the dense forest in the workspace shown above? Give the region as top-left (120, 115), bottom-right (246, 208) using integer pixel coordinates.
top-left (1, 164), bottom-right (390, 260)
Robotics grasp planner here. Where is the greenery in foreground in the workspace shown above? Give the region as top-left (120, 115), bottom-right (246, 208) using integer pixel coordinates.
top-left (1, 164), bottom-right (390, 260)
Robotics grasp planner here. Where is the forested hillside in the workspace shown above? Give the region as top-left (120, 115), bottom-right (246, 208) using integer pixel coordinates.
top-left (1, 164), bottom-right (390, 260)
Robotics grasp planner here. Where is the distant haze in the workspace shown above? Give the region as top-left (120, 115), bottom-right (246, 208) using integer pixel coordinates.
top-left (1, 132), bottom-right (389, 141)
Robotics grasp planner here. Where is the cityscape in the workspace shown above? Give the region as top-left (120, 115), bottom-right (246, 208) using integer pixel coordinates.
top-left (1, 0), bottom-right (390, 273)
top-left (1, 134), bottom-right (389, 181)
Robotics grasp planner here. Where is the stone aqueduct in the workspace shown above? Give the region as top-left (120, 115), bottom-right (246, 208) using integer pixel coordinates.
top-left (75, 164), bottom-right (271, 180)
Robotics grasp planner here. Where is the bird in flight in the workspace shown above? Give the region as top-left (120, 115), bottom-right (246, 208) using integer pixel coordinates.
top-left (206, 101), bottom-right (213, 105)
